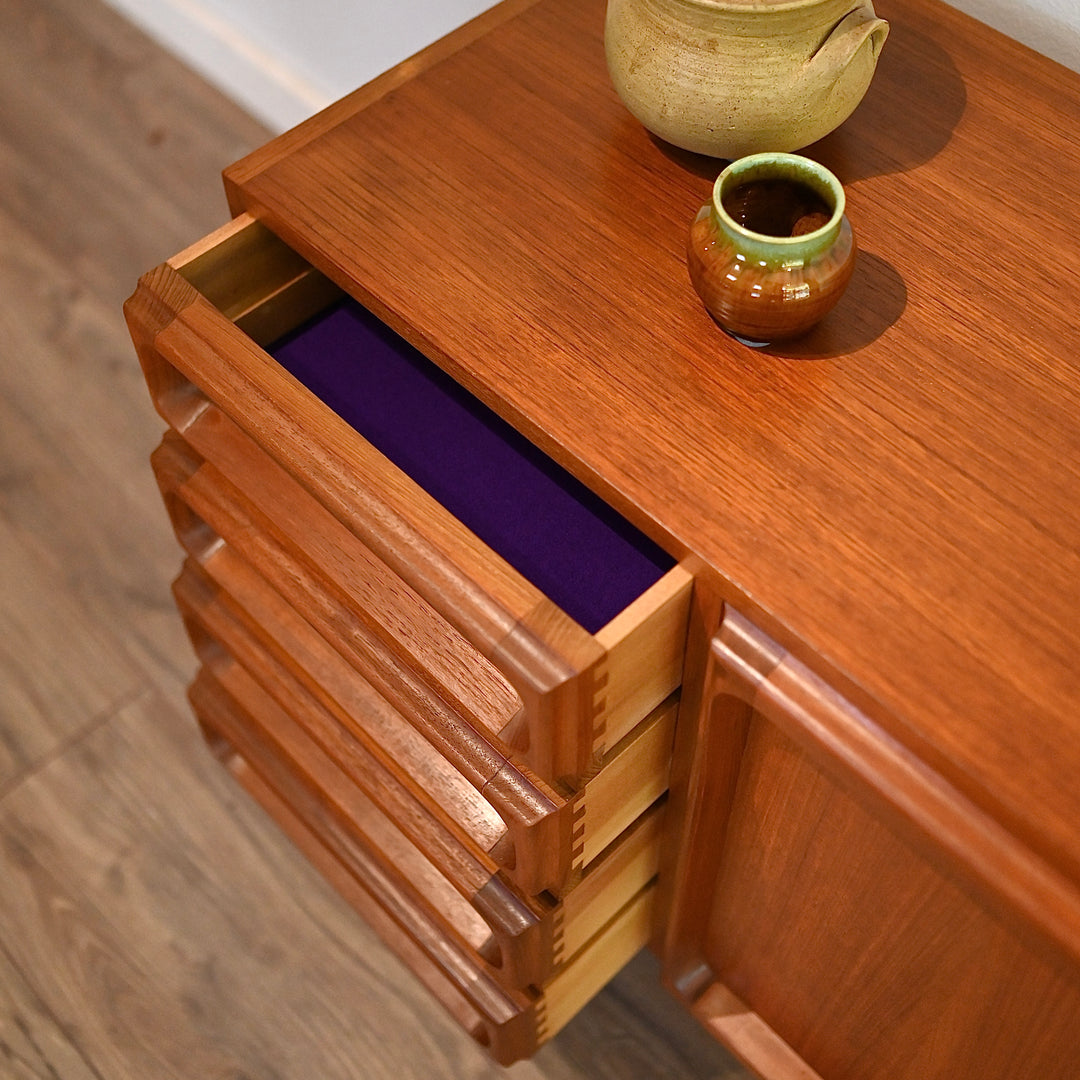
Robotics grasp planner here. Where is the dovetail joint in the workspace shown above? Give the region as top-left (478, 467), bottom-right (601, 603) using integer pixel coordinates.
top-left (570, 794), bottom-right (588, 870)
top-left (534, 995), bottom-right (551, 1045)
top-left (590, 661), bottom-right (609, 756)
top-left (550, 907), bottom-right (567, 968)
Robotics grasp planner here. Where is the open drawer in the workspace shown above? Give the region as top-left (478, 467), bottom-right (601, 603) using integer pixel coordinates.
top-left (176, 555), bottom-right (665, 990)
top-left (124, 213), bottom-right (693, 784)
top-left (155, 431), bottom-right (675, 899)
top-left (188, 652), bottom-right (659, 1038)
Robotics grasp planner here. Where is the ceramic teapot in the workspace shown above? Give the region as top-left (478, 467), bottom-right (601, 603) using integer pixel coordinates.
top-left (605, 0), bottom-right (889, 159)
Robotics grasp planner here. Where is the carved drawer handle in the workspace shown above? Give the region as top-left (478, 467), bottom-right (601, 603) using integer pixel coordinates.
top-left (188, 664), bottom-right (540, 1065)
top-left (151, 432), bottom-right (573, 897)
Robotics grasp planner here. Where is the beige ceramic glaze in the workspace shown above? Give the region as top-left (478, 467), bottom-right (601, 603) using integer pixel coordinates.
top-left (605, 0), bottom-right (889, 158)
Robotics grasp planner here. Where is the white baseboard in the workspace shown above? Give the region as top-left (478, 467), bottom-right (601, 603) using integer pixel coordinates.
top-left (103, 0), bottom-right (331, 132)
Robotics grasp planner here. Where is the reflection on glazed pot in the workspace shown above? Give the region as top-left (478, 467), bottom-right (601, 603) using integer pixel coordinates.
top-left (605, 0), bottom-right (889, 159)
top-left (688, 153), bottom-right (856, 345)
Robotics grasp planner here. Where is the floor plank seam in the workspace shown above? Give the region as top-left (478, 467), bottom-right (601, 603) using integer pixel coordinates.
top-left (0, 685), bottom-right (152, 805)
top-left (0, 936), bottom-right (110, 1080)
top-left (0, 0), bottom-right (758, 1071)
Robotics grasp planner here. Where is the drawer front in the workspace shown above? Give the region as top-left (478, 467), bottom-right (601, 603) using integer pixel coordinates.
top-left (175, 551), bottom-right (664, 990)
top-left (228, 737), bottom-right (658, 1068)
top-left (152, 423), bottom-right (678, 898)
top-left (188, 654), bottom-right (657, 1064)
top-left (152, 429), bottom-right (566, 897)
top-left (160, 456), bottom-right (675, 887)
top-left (174, 516), bottom-right (677, 889)
top-left (125, 213), bottom-right (692, 784)
top-left (224, 751), bottom-right (536, 1063)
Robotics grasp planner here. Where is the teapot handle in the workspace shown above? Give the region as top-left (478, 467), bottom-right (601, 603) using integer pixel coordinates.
top-left (809, 4), bottom-right (889, 72)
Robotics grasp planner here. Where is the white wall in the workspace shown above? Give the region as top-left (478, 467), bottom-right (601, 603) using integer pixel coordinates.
top-left (105, 0), bottom-right (502, 130)
top-left (106, 0), bottom-right (1080, 133)
top-left (950, 0), bottom-right (1080, 75)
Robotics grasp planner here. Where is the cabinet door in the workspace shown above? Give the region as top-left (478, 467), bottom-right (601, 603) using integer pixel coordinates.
top-left (660, 606), bottom-right (1080, 1080)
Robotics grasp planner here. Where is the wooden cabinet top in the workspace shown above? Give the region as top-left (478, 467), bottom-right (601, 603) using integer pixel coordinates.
top-left (222, 0), bottom-right (1080, 905)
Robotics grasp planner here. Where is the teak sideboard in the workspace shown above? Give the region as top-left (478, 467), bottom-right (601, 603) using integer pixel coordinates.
top-left (124, 0), bottom-right (1080, 1076)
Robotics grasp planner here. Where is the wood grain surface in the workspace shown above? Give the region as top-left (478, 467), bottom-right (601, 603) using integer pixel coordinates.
top-left (0, 0), bottom-right (752, 1075)
top-left (662, 607), bottom-right (1080, 1078)
top-left (222, 0), bottom-right (1080, 924)
top-left (702, 715), bottom-right (1080, 1080)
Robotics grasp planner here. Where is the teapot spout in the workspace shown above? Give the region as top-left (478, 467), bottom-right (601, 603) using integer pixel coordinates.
top-left (810, 4), bottom-right (889, 74)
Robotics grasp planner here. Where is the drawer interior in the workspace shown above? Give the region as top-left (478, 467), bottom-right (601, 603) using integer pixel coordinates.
top-left (268, 298), bottom-right (674, 634)
top-left (172, 215), bottom-right (676, 636)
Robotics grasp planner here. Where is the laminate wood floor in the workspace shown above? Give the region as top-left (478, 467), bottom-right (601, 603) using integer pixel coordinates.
top-left (0, 1), bottom-right (753, 1076)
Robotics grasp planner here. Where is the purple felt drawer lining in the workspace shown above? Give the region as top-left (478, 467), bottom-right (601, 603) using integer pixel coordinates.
top-left (269, 299), bottom-right (673, 634)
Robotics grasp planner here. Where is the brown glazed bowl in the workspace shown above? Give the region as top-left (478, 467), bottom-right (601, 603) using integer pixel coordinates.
top-left (688, 153), bottom-right (856, 345)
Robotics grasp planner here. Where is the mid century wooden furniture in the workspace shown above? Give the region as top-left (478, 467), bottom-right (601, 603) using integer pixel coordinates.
top-left (124, 0), bottom-right (1080, 1075)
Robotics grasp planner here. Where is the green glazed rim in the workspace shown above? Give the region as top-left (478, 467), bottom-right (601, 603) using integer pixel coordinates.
top-left (711, 152), bottom-right (846, 266)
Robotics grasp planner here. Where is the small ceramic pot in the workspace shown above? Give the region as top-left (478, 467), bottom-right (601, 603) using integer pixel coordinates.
top-left (687, 153), bottom-right (856, 344)
top-left (605, 0), bottom-right (888, 159)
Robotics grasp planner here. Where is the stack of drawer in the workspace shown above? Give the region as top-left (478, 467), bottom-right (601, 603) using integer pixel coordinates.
top-left (125, 214), bottom-right (693, 1064)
